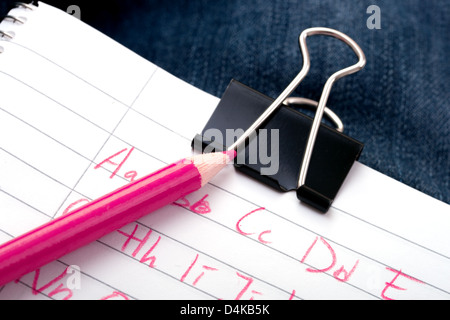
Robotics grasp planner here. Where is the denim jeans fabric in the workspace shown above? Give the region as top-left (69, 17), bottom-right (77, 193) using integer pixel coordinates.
top-left (2, 0), bottom-right (448, 203)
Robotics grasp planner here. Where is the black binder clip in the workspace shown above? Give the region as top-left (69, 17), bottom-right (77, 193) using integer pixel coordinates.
top-left (192, 28), bottom-right (366, 213)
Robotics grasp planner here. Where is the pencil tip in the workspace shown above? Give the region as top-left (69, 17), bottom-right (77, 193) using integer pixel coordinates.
top-left (224, 150), bottom-right (237, 161)
top-left (190, 151), bottom-right (235, 186)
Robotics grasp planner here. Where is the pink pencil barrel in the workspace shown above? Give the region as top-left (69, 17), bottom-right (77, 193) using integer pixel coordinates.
top-left (0, 161), bottom-right (202, 287)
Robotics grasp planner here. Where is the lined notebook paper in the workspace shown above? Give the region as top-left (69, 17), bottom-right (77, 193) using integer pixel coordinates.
top-left (0, 2), bottom-right (448, 300)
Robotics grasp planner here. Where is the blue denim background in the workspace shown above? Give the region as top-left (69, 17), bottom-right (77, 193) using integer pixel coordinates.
top-left (2, 1), bottom-right (448, 204)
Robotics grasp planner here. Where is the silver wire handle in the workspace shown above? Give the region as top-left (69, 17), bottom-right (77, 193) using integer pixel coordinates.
top-left (226, 27), bottom-right (366, 188)
top-left (283, 97), bottom-right (344, 133)
top-left (296, 28), bottom-right (366, 187)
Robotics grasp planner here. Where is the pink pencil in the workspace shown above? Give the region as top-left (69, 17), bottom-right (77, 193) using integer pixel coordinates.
top-left (0, 151), bottom-right (235, 287)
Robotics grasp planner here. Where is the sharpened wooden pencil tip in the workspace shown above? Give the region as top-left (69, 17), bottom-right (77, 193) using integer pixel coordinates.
top-left (225, 149), bottom-right (237, 161)
top-left (190, 152), bottom-right (235, 186)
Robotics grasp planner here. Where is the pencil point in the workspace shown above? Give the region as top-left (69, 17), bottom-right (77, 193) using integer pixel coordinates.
top-left (190, 152), bottom-right (234, 186)
top-left (224, 150), bottom-right (237, 161)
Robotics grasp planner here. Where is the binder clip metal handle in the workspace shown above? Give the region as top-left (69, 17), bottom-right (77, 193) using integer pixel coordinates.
top-left (283, 97), bottom-right (344, 133)
top-left (227, 27), bottom-right (366, 187)
top-left (193, 27), bottom-right (366, 213)
top-left (295, 28), bottom-right (366, 189)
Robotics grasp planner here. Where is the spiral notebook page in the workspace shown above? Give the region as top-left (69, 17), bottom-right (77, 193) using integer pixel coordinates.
top-left (0, 2), bottom-right (449, 300)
